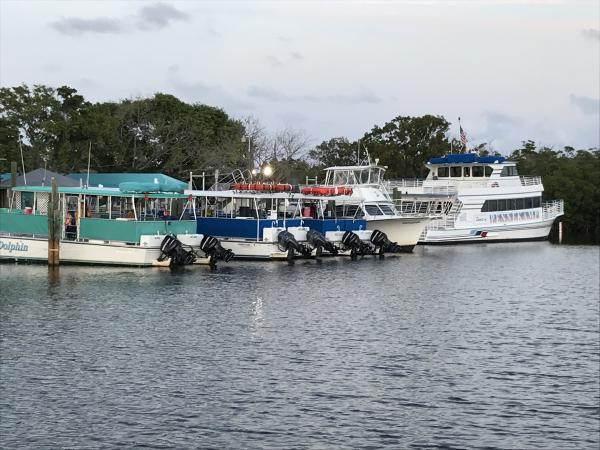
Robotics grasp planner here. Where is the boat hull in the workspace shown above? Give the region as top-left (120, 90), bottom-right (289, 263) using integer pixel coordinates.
top-left (366, 217), bottom-right (430, 251)
top-left (0, 236), bottom-right (210, 266)
top-left (420, 218), bottom-right (555, 244)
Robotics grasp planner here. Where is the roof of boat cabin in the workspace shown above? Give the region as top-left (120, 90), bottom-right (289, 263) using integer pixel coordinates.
top-left (67, 172), bottom-right (187, 190)
top-left (11, 185), bottom-right (188, 198)
top-left (427, 154), bottom-right (507, 164)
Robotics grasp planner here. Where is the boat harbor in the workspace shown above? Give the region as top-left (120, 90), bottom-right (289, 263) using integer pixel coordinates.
top-left (0, 155), bottom-right (564, 268)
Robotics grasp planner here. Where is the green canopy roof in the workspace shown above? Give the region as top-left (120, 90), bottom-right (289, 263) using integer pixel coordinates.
top-left (11, 185), bottom-right (188, 199)
top-left (67, 172), bottom-right (187, 190)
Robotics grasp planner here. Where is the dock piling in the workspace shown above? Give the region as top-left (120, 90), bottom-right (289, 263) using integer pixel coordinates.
top-left (48, 178), bottom-right (60, 265)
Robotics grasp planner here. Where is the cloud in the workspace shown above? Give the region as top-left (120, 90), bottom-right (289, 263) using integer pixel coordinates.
top-left (51, 2), bottom-right (189, 37)
top-left (570, 94), bottom-right (600, 115)
top-left (266, 55), bottom-right (284, 68)
top-left (247, 86), bottom-right (382, 104)
top-left (581, 28), bottom-right (600, 41)
top-left (137, 2), bottom-right (189, 30)
top-left (290, 51), bottom-right (303, 60)
top-left (51, 17), bottom-right (125, 36)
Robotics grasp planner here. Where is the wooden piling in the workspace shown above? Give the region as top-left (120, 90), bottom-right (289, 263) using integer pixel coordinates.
top-left (558, 221), bottom-right (563, 244)
top-left (48, 178), bottom-right (60, 265)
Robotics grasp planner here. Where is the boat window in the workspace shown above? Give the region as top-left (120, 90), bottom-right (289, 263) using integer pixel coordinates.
top-left (379, 204), bottom-right (396, 215)
top-left (463, 167), bottom-right (471, 177)
top-left (438, 167), bottom-right (449, 177)
top-left (515, 198), bottom-right (524, 210)
top-left (472, 166), bottom-right (484, 177)
top-left (364, 204), bottom-right (383, 216)
top-left (484, 166), bottom-right (493, 177)
top-left (501, 166), bottom-right (519, 177)
top-left (336, 204), bottom-right (364, 218)
top-left (481, 196), bottom-right (543, 212)
top-left (450, 166), bottom-right (462, 177)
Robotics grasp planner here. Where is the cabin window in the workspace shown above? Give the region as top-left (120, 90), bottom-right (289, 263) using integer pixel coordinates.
top-left (438, 167), bottom-right (449, 177)
top-left (515, 198), bottom-right (524, 210)
top-left (484, 166), bottom-right (493, 177)
top-left (364, 204), bottom-right (383, 216)
top-left (472, 166), bottom-right (484, 177)
top-left (463, 167), bottom-right (471, 177)
top-left (481, 196), bottom-right (543, 212)
top-left (501, 166), bottom-right (519, 177)
top-left (336, 204), bottom-right (363, 218)
top-left (450, 166), bottom-right (462, 177)
top-left (379, 205), bottom-right (396, 215)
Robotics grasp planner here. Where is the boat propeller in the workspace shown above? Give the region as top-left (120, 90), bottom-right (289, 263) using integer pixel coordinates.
top-left (370, 230), bottom-right (402, 255)
top-left (277, 230), bottom-right (312, 260)
top-left (306, 229), bottom-right (338, 256)
top-left (200, 235), bottom-right (235, 267)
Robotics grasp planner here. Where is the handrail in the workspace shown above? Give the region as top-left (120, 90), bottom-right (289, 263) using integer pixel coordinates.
top-left (520, 176), bottom-right (542, 186)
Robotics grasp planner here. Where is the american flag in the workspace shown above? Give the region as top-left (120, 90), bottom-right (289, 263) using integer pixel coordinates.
top-left (460, 124), bottom-right (467, 146)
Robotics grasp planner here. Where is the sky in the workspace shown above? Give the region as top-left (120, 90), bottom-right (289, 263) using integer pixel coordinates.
top-left (0, 0), bottom-right (599, 154)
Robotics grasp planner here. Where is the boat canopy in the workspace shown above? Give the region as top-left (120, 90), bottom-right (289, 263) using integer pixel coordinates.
top-left (11, 185), bottom-right (188, 199)
top-left (428, 154), bottom-right (506, 164)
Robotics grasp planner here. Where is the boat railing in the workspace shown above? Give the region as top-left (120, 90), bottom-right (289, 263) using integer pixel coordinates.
top-left (387, 179), bottom-right (424, 188)
top-left (520, 176), bottom-right (542, 186)
top-left (542, 200), bottom-right (564, 219)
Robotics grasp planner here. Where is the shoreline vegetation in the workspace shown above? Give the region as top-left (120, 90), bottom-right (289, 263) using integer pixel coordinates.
top-left (1, 84), bottom-right (598, 243)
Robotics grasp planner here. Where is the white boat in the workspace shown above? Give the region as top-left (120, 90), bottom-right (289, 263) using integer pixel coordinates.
top-left (0, 185), bottom-right (228, 266)
top-left (312, 162), bottom-right (434, 252)
top-left (388, 154), bottom-right (564, 244)
top-left (184, 185), bottom-right (384, 260)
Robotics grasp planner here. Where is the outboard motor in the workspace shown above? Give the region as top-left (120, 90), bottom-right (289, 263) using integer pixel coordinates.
top-left (158, 234), bottom-right (198, 267)
top-left (341, 230), bottom-right (372, 258)
top-left (307, 229), bottom-right (338, 256)
top-left (200, 235), bottom-right (235, 267)
top-left (277, 230), bottom-right (312, 260)
top-left (370, 230), bottom-right (402, 255)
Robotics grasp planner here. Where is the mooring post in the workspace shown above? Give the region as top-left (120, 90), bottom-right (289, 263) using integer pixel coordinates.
top-left (48, 177), bottom-right (60, 265)
top-left (558, 221), bottom-right (563, 244)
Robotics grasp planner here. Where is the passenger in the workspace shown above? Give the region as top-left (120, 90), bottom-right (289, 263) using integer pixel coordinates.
top-left (64, 212), bottom-right (74, 226)
top-left (126, 210), bottom-right (135, 219)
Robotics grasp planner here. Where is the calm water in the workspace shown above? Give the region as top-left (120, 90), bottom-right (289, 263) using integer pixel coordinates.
top-left (1, 243), bottom-right (599, 449)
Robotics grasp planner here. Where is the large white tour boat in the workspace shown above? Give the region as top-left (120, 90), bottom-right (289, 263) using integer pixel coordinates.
top-left (389, 154), bottom-right (564, 244)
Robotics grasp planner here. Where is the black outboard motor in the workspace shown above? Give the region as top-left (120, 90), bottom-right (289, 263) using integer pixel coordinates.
top-left (277, 230), bottom-right (312, 260)
top-left (306, 229), bottom-right (338, 256)
top-left (341, 230), bottom-right (373, 258)
top-left (158, 234), bottom-right (197, 267)
top-left (370, 229), bottom-right (402, 255)
top-left (200, 235), bottom-right (235, 267)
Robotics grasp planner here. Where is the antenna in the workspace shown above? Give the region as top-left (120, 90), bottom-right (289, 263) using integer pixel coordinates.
top-left (356, 140), bottom-right (360, 164)
top-left (86, 141), bottom-right (92, 188)
top-left (18, 138), bottom-right (27, 185)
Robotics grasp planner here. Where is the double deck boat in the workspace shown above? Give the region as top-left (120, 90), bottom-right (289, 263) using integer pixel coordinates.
top-left (304, 162), bottom-right (434, 252)
top-left (0, 183), bottom-right (230, 266)
top-left (389, 154), bottom-right (564, 243)
top-left (185, 185), bottom-right (395, 260)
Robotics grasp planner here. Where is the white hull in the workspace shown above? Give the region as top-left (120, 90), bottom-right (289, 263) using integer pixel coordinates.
top-left (0, 236), bottom-right (210, 266)
top-left (422, 218), bottom-right (555, 244)
top-left (367, 217), bottom-right (430, 249)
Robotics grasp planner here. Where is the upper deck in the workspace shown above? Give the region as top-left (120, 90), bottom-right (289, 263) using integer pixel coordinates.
top-left (390, 154), bottom-right (543, 194)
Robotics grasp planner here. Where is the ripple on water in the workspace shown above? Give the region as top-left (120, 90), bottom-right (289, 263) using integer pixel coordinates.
top-left (0, 243), bottom-right (599, 449)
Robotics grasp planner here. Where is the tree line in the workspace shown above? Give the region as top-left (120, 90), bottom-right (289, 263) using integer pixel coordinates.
top-left (1, 84), bottom-right (598, 242)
